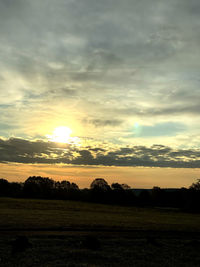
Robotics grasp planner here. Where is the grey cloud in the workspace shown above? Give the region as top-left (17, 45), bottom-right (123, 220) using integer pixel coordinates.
top-left (47, 88), bottom-right (78, 99)
top-left (102, 102), bottom-right (200, 119)
top-left (84, 118), bottom-right (124, 127)
top-left (1, 137), bottom-right (200, 168)
top-left (149, 105), bottom-right (200, 117)
top-left (86, 49), bottom-right (123, 71)
top-left (0, 138), bottom-right (74, 163)
top-left (0, 0), bottom-right (192, 76)
top-left (0, 0), bottom-right (200, 142)
top-left (88, 147), bottom-right (106, 152)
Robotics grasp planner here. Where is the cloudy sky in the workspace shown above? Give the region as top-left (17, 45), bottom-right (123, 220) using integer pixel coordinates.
top-left (1, 0), bottom-right (200, 187)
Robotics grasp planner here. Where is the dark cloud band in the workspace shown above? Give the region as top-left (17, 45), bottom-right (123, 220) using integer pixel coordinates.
top-left (1, 137), bottom-right (200, 168)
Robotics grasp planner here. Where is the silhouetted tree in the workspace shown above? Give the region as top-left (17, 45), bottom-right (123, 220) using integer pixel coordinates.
top-left (9, 182), bottom-right (23, 198)
top-left (187, 179), bottom-right (200, 212)
top-left (23, 176), bottom-right (55, 198)
top-left (111, 183), bottom-right (131, 190)
top-left (111, 183), bottom-right (124, 190)
top-left (138, 190), bottom-right (151, 206)
top-left (111, 182), bottom-right (134, 205)
top-left (3, 174), bottom-right (200, 210)
top-left (55, 180), bottom-right (80, 199)
top-left (121, 183), bottom-right (131, 190)
top-left (90, 178), bottom-right (110, 192)
top-left (71, 182), bottom-right (79, 190)
top-left (189, 179), bottom-right (200, 190)
top-left (151, 186), bottom-right (165, 206)
top-left (0, 178), bottom-right (10, 196)
top-left (80, 188), bottom-right (91, 202)
top-left (90, 178), bottom-right (111, 203)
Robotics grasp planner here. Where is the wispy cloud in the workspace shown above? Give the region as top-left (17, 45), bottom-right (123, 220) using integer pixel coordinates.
top-left (0, 0), bottom-right (200, 152)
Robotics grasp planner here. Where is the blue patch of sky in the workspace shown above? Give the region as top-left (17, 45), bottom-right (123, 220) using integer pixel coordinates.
top-left (0, 104), bottom-right (13, 108)
top-left (0, 123), bottom-right (16, 138)
top-left (0, 123), bottom-right (15, 131)
top-left (20, 91), bottom-right (45, 106)
top-left (131, 122), bottom-right (186, 138)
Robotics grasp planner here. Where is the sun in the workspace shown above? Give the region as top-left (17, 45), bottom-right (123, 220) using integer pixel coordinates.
top-left (49, 126), bottom-right (72, 143)
top-left (46, 126), bottom-right (80, 145)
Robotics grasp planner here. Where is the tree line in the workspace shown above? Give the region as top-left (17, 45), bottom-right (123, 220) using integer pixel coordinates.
top-left (0, 176), bottom-right (200, 212)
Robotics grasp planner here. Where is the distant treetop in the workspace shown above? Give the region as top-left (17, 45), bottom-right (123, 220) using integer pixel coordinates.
top-left (189, 179), bottom-right (200, 190)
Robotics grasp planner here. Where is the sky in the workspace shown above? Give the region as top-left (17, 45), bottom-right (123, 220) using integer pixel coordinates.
top-left (1, 0), bottom-right (200, 188)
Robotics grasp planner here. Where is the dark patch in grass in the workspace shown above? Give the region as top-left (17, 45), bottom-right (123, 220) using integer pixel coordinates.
top-left (11, 236), bottom-right (32, 255)
top-left (81, 235), bottom-right (101, 250)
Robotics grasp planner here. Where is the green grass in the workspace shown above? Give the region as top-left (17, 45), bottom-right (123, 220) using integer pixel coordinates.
top-left (1, 198), bottom-right (200, 266)
top-left (0, 197), bottom-right (200, 232)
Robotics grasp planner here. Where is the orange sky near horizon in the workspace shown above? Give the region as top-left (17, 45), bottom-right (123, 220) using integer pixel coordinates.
top-left (0, 163), bottom-right (199, 189)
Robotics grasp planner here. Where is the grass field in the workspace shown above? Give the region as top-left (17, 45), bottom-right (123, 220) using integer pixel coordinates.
top-left (0, 198), bottom-right (200, 266)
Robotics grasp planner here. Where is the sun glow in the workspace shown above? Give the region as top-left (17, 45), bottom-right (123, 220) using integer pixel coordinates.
top-left (46, 126), bottom-right (80, 145)
top-left (48, 126), bottom-right (72, 143)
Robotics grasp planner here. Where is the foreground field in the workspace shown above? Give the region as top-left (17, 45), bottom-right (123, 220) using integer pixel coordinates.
top-left (1, 197), bottom-right (200, 232)
top-left (0, 198), bottom-right (200, 266)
